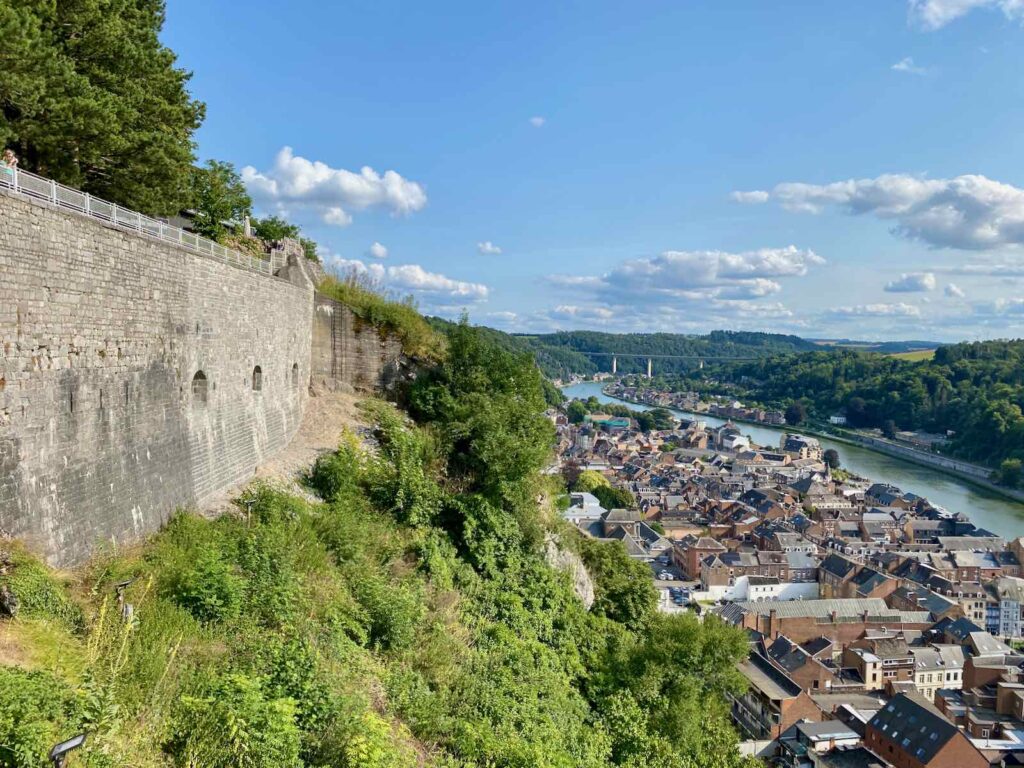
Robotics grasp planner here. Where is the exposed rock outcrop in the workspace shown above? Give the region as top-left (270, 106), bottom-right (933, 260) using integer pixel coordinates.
top-left (544, 534), bottom-right (595, 609)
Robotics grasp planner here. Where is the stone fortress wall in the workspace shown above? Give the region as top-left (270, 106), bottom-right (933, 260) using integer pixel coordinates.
top-left (0, 188), bottom-right (401, 566)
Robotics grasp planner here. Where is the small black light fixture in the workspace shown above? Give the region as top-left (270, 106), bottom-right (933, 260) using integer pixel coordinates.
top-left (241, 496), bottom-right (257, 528)
top-left (114, 578), bottom-right (136, 622)
top-left (49, 734), bottom-right (86, 767)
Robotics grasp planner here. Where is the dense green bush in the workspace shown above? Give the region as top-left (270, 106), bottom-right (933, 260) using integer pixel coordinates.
top-left (0, 668), bottom-right (80, 768)
top-left (1, 547), bottom-right (83, 631)
top-left (167, 673), bottom-right (301, 768)
top-left (319, 275), bottom-right (444, 360)
top-left (580, 538), bottom-right (658, 630)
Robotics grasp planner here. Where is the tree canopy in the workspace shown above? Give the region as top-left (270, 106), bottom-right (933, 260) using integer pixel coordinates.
top-left (188, 160), bottom-right (252, 240)
top-left (0, 0), bottom-right (205, 214)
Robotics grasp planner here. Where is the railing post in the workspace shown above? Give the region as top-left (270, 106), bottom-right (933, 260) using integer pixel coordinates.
top-left (11, 166), bottom-right (18, 192)
top-left (50, 179), bottom-right (58, 205)
top-left (111, 203), bottom-right (118, 225)
top-left (84, 192), bottom-right (91, 215)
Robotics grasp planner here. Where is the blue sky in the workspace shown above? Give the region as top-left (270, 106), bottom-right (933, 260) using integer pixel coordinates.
top-left (163, 0), bottom-right (1024, 340)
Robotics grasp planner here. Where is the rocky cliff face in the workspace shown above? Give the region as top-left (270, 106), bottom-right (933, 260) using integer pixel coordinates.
top-left (544, 534), bottom-right (595, 609)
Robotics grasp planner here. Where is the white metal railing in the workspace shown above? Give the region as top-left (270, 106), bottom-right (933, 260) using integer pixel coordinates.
top-left (0, 166), bottom-right (273, 276)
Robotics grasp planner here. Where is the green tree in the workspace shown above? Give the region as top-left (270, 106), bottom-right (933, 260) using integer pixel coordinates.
top-left (300, 237), bottom-right (320, 262)
top-left (635, 411), bottom-right (656, 432)
top-left (823, 449), bottom-right (841, 470)
top-left (575, 469), bottom-right (611, 493)
top-left (580, 539), bottom-right (657, 630)
top-left (567, 400), bottom-right (588, 424)
top-left (649, 407), bottom-right (675, 430)
top-left (593, 485), bottom-right (635, 511)
top-left (189, 160), bottom-right (253, 240)
top-left (998, 458), bottom-right (1023, 489)
top-left (0, 0), bottom-right (205, 213)
top-left (784, 401), bottom-right (806, 426)
top-left (252, 215), bottom-right (300, 242)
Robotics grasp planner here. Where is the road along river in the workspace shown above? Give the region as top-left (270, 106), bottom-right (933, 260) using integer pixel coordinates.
top-left (562, 381), bottom-right (1024, 540)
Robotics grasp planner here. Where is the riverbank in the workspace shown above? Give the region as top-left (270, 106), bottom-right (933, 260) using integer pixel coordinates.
top-left (597, 385), bottom-right (1024, 507)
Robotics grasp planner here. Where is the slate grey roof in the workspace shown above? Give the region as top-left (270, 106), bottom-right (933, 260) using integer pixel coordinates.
top-left (739, 652), bottom-right (803, 700)
top-left (867, 693), bottom-right (960, 764)
top-left (820, 552), bottom-right (858, 579)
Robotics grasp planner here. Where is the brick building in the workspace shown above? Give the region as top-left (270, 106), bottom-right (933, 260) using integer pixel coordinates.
top-left (864, 693), bottom-right (987, 768)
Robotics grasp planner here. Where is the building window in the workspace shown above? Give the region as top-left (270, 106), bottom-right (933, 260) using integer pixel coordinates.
top-left (291, 362), bottom-right (299, 387)
top-left (253, 366), bottom-right (263, 392)
top-left (192, 371), bottom-right (209, 404)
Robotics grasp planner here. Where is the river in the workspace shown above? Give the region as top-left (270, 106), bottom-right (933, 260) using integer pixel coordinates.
top-left (562, 381), bottom-right (1024, 540)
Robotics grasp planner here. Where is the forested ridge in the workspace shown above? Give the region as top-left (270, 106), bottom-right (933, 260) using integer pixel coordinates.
top-left (0, 319), bottom-right (756, 767)
top-left (429, 319), bottom-right (817, 379)
top-left (665, 339), bottom-right (1024, 479)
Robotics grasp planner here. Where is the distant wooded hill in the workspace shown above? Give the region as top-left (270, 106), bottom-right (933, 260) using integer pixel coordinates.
top-left (428, 321), bottom-right (817, 378)
top-left (667, 339), bottom-right (1024, 476)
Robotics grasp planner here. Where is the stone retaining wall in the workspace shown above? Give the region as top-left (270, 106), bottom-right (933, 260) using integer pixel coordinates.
top-left (0, 190), bottom-right (315, 565)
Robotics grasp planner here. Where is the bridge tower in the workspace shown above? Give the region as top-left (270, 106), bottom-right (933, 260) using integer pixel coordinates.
top-left (611, 356), bottom-right (617, 375)
top-left (647, 357), bottom-right (653, 378)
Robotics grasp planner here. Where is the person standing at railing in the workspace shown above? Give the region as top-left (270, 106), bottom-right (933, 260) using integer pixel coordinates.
top-left (0, 149), bottom-right (17, 183)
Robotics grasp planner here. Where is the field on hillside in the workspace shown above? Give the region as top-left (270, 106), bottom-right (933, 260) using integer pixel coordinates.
top-left (888, 349), bottom-right (936, 361)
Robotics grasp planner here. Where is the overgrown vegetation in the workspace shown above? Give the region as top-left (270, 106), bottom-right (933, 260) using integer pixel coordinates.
top-left (0, 321), bottom-right (755, 767)
top-left (319, 273), bottom-right (446, 361)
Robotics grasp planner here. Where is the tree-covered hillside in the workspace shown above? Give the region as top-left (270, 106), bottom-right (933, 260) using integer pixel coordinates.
top-left (0, 319), bottom-right (757, 768)
top-left (666, 339), bottom-right (1024, 478)
top-left (431, 319), bottom-right (817, 379)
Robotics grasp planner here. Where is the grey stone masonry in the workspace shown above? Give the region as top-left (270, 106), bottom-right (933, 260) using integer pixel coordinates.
top-left (311, 293), bottom-right (405, 393)
top-left (0, 190), bottom-right (315, 565)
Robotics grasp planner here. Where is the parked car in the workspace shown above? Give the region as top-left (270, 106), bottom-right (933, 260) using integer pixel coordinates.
top-left (658, 571), bottom-right (674, 581)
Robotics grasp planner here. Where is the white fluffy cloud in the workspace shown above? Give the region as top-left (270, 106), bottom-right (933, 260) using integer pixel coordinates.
top-left (734, 173), bottom-right (1024, 250)
top-left (552, 246), bottom-right (824, 303)
top-left (885, 272), bottom-right (937, 292)
top-left (529, 116), bottom-right (546, 128)
top-left (994, 297), bottom-right (1024, 314)
top-left (729, 190), bottom-right (770, 204)
top-left (242, 147), bottom-right (427, 228)
top-left (891, 57), bottom-right (927, 75)
top-left (534, 246), bottom-right (822, 332)
top-left (829, 303), bottom-right (922, 318)
top-left (908, 0), bottom-right (1024, 30)
top-left (477, 241), bottom-right (503, 255)
top-left (329, 257), bottom-right (488, 302)
top-left (945, 282), bottom-right (966, 298)
top-left (947, 258), bottom-right (1024, 276)
top-left (367, 241), bottom-right (388, 259)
